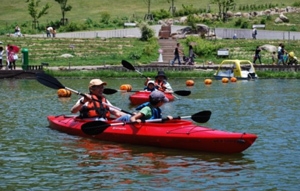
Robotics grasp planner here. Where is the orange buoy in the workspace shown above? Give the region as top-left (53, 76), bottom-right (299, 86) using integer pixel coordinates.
top-left (230, 77), bottom-right (237, 82)
top-left (57, 89), bottom-right (72, 97)
top-left (204, 79), bottom-right (212, 85)
top-left (222, 77), bottom-right (229, 83)
top-left (120, 84), bottom-right (132, 91)
top-left (186, 80), bottom-right (195, 86)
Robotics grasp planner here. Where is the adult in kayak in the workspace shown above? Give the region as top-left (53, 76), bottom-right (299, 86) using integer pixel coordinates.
top-left (144, 71), bottom-right (173, 93)
top-left (71, 79), bottom-right (126, 120)
top-left (115, 91), bottom-right (172, 123)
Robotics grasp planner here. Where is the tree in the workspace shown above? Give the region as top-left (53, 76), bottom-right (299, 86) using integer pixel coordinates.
top-left (167, 0), bottom-right (176, 17)
top-left (54, 0), bottom-right (72, 25)
top-left (144, 0), bottom-right (153, 20)
top-left (211, 0), bottom-right (236, 22)
top-left (26, 0), bottom-right (50, 29)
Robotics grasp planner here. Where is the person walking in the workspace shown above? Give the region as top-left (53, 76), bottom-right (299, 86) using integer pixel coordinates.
top-left (253, 46), bottom-right (262, 64)
top-left (252, 27), bottom-right (257, 39)
top-left (171, 43), bottom-right (183, 66)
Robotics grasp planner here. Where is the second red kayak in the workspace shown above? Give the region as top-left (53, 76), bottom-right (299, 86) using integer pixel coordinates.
top-left (129, 91), bottom-right (175, 105)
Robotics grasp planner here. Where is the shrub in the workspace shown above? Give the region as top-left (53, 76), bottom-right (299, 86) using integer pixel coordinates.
top-left (152, 9), bottom-right (171, 20)
top-left (139, 22), bottom-right (155, 41)
top-left (241, 21), bottom-right (249, 29)
top-left (184, 36), bottom-right (222, 57)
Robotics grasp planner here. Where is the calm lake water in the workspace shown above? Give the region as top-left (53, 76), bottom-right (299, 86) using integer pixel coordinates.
top-left (0, 77), bottom-right (299, 190)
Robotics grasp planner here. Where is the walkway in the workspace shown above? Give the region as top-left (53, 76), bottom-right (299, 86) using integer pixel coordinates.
top-left (27, 25), bottom-right (300, 40)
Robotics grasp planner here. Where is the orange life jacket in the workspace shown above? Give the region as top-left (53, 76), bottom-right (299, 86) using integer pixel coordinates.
top-left (155, 80), bottom-right (166, 92)
top-left (80, 95), bottom-right (110, 118)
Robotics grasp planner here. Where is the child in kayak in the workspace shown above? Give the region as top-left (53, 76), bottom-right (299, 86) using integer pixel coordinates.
top-left (144, 71), bottom-right (173, 93)
top-left (115, 91), bottom-right (172, 123)
top-left (144, 80), bottom-right (157, 92)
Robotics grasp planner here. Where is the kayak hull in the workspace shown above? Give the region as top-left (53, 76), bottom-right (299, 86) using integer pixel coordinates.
top-left (47, 115), bottom-right (257, 154)
top-left (129, 91), bottom-right (175, 105)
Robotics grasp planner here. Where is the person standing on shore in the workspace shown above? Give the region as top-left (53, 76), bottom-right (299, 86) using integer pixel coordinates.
top-left (252, 27), bottom-right (257, 39)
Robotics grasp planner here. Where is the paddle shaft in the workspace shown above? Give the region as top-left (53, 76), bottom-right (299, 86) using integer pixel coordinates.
top-left (81, 110), bottom-right (211, 135)
top-left (35, 73), bottom-right (133, 115)
top-left (66, 88), bottom-right (133, 115)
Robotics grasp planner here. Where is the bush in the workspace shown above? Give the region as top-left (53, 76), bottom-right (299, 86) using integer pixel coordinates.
top-left (152, 9), bottom-right (171, 20)
top-left (184, 36), bottom-right (222, 57)
top-left (139, 22), bottom-right (155, 41)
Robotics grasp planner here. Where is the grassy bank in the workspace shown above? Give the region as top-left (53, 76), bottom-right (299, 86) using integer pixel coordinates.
top-left (2, 36), bottom-right (300, 66)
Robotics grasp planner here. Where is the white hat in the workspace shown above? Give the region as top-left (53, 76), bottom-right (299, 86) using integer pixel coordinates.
top-left (147, 80), bottom-right (155, 85)
top-left (89, 79), bottom-right (107, 88)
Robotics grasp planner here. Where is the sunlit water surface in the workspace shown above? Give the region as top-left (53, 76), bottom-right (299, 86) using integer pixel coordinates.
top-left (0, 78), bottom-right (299, 190)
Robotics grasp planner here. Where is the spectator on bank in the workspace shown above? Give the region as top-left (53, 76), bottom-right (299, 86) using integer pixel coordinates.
top-left (0, 46), bottom-right (3, 69)
top-left (253, 46), bottom-right (262, 64)
top-left (52, 27), bottom-right (57, 38)
top-left (252, 27), bottom-right (257, 39)
top-left (46, 26), bottom-right (53, 38)
top-left (7, 46), bottom-right (17, 70)
top-left (233, 33), bottom-right (237, 39)
top-left (271, 52), bottom-right (276, 65)
top-left (14, 25), bottom-right (22, 37)
top-left (277, 44), bottom-right (287, 65)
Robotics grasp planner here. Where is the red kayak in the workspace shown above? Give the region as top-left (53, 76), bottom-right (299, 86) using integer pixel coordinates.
top-left (47, 115), bottom-right (257, 154)
top-left (129, 91), bottom-right (175, 105)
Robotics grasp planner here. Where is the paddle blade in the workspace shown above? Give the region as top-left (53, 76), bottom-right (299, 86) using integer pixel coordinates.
top-left (36, 73), bottom-right (64, 90)
top-left (103, 88), bottom-right (118, 95)
top-left (121, 60), bottom-right (135, 71)
top-left (81, 121), bottom-right (111, 135)
top-left (191, 110), bottom-right (211, 123)
top-left (174, 90), bottom-right (191, 96)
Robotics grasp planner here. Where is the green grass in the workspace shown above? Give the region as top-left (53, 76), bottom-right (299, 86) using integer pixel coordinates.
top-left (0, 36), bottom-right (159, 65)
top-left (1, 36), bottom-right (300, 66)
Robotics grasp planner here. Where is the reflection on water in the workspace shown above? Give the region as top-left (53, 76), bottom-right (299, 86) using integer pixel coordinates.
top-left (0, 78), bottom-right (299, 190)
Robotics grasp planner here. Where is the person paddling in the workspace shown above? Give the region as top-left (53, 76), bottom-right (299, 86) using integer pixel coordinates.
top-left (144, 71), bottom-right (173, 93)
top-left (71, 79), bottom-right (126, 120)
top-left (115, 91), bottom-right (172, 123)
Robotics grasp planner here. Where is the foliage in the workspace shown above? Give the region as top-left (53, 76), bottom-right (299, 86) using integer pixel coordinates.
top-left (175, 4), bottom-right (199, 17)
top-left (152, 9), bottom-right (171, 20)
top-left (100, 12), bottom-right (111, 24)
top-left (292, 1), bottom-right (300, 7)
top-left (139, 22), bottom-right (155, 41)
top-left (211, 0), bottom-right (236, 22)
top-left (183, 36), bottom-right (222, 57)
top-left (54, 0), bottom-right (72, 25)
top-left (186, 15), bottom-right (200, 30)
top-left (26, 0), bottom-right (50, 29)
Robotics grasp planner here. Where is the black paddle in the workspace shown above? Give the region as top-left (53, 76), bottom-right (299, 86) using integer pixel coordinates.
top-left (81, 110), bottom-right (212, 135)
top-left (121, 60), bottom-right (148, 78)
top-left (103, 88), bottom-right (191, 96)
top-left (35, 72), bottom-right (133, 115)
